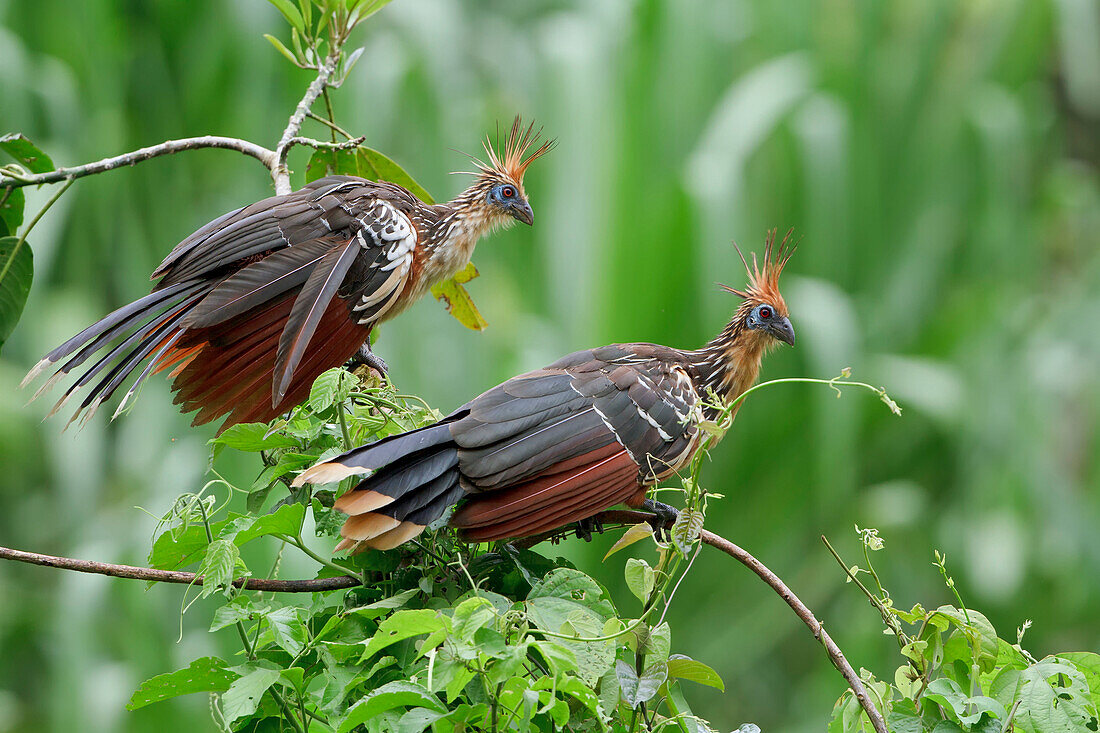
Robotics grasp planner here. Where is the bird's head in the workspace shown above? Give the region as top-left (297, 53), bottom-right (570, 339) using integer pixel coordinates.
top-left (724, 230), bottom-right (796, 348)
top-left (464, 117), bottom-right (553, 227)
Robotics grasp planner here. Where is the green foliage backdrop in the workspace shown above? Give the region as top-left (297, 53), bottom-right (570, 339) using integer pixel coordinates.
top-left (0, 0), bottom-right (1098, 731)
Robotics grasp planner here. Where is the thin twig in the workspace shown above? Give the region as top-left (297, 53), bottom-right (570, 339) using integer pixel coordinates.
top-left (0, 545), bottom-right (360, 592)
top-left (287, 135), bottom-right (365, 152)
top-left (273, 51), bottom-right (341, 194)
top-left (0, 137), bottom-right (276, 189)
top-left (305, 111), bottom-right (355, 140)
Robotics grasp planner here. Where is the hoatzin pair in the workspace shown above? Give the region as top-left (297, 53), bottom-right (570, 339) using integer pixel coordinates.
top-left (293, 236), bottom-right (795, 551)
top-left (25, 118), bottom-right (798, 551)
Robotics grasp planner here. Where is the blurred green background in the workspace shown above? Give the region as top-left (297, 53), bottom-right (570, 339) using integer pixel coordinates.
top-left (1, 0), bottom-right (1098, 730)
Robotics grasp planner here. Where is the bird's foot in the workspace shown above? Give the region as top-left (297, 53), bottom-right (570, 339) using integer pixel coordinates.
top-left (574, 516), bottom-right (606, 542)
top-left (344, 342), bottom-right (388, 381)
top-left (640, 499), bottom-right (679, 542)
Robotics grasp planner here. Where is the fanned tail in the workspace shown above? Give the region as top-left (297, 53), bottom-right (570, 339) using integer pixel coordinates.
top-left (21, 280), bottom-right (214, 425)
top-left (294, 421), bottom-right (466, 553)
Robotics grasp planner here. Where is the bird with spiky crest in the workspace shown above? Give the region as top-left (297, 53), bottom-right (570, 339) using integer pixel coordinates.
top-left (293, 231), bottom-right (797, 552)
top-left (23, 117), bottom-right (554, 430)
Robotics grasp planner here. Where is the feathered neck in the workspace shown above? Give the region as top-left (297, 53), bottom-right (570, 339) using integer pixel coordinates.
top-left (416, 179), bottom-right (513, 285)
top-left (689, 305), bottom-right (774, 409)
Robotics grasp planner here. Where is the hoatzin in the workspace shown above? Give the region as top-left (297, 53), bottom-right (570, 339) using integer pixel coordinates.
top-left (23, 119), bottom-right (552, 430)
top-left (293, 233), bottom-right (797, 552)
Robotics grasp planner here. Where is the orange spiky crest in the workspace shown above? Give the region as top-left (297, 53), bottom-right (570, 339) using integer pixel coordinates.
top-left (721, 228), bottom-right (795, 316)
top-left (469, 116), bottom-right (554, 195)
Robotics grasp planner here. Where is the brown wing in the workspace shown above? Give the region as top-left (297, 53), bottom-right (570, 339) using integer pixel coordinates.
top-left (449, 344), bottom-right (702, 540)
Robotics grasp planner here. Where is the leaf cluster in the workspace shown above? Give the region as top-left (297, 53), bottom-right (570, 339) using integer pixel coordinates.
top-left (827, 530), bottom-right (1100, 733)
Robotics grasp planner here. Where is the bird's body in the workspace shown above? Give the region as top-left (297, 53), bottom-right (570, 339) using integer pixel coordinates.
top-left (24, 120), bottom-right (551, 430)
top-left (295, 234), bottom-right (797, 552)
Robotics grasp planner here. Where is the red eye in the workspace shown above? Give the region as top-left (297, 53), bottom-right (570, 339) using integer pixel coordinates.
top-left (501, 186), bottom-right (515, 198)
top-left (759, 307), bottom-right (772, 319)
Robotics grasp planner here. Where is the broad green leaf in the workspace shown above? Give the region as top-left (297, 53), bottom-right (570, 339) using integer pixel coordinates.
top-left (430, 262), bottom-right (488, 331)
top-left (221, 666), bottom-right (282, 724)
top-left (624, 558), bottom-right (655, 603)
top-left (360, 609), bottom-right (447, 661)
top-left (667, 655), bottom-right (725, 691)
top-left (198, 539), bottom-right (240, 598)
top-left (347, 588), bottom-right (419, 619)
top-left (338, 681), bottom-right (444, 733)
top-left (886, 698), bottom-right (925, 733)
top-left (450, 596), bottom-right (497, 640)
top-left (210, 598), bottom-right (253, 632)
top-left (233, 503), bottom-right (306, 545)
top-left (0, 133), bottom-right (55, 173)
top-left (396, 707), bottom-right (449, 733)
top-left (1014, 658), bottom-right (1097, 733)
top-left (616, 659), bottom-right (667, 708)
top-left (528, 568), bottom-right (616, 619)
top-left (356, 147), bottom-right (434, 203)
top-left (260, 606), bottom-right (307, 656)
top-left (211, 422), bottom-right (299, 451)
top-left (0, 236), bottom-right (32, 350)
top-left (929, 606), bottom-right (999, 672)
top-left (0, 188), bottom-right (23, 235)
top-left (126, 657), bottom-right (236, 710)
top-left (603, 522), bottom-right (653, 560)
top-left (265, 0), bottom-right (304, 31)
top-left (304, 147), bottom-right (433, 204)
top-left (923, 678), bottom-right (1006, 726)
top-left (309, 367), bottom-right (357, 411)
top-left (148, 515), bottom-right (239, 570)
top-left (1059, 652), bottom-right (1100, 711)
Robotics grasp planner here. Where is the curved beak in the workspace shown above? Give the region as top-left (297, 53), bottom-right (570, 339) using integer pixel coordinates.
top-left (510, 200), bottom-right (534, 226)
top-left (768, 317), bottom-right (796, 346)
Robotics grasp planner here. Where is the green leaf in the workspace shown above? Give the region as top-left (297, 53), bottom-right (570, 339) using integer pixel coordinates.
top-left (210, 599), bottom-right (253, 632)
top-left (1059, 652), bottom-right (1100, 712)
top-left (929, 606), bottom-right (999, 672)
top-left (603, 522), bottom-right (653, 560)
top-left (450, 596), bottom-right (497, 640)
top-left (265, 0), bottom-right (304, 31)
top-left (0, 236), bottom-right (33, 351)
top-left (260, 606), bottom-right (307, 656)
top-left (356, 147), bottom-right (434, 203)
top-left (347, 588), bottom-right (419, 618)
top-left (198, 539), bottom-right (240, 598)
top-left (360, 609), bottom-right (447, 661)
top-left (126, 657), bottom-right (237, 710)
top-left (667, 655), bottom-right (725, 691)
top-left (624, 558), bottom-right (655, 603)
top-left (148, 515), bottom-right (238, 570)
top-left (263, 33), bottom-right (301, 66)
top-left (430, 262), bottom-right (488, 332)
top-left (211, 422), bottom-right (299, 452)
top-left (1014, 658), bottom-right (1098, 733)
top-left (234, 503), bottom-right (306, 545)
top-left (396, 707), bottom-right (449, 733)
top-left (338, 681), bottom-right (444, 733)
top-left (221, 666), bottom-right (282, 724)
top-left (0, 133), bottom-right (55, 173)
top-left (616, 659), bottom-right (667, 708)
top-left (0, 188), bottom-right (23, 236)
top-left (309, 367), bottom-right (357, 411)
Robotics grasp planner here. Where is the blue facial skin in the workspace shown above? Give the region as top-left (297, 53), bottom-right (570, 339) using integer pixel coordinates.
top-left (746, 303), bottom-right (796, 345)
top-left (489, 183), bottom-right (534, 225)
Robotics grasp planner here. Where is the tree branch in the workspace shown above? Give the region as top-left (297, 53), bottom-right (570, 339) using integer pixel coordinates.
top-left (0, 545), bottom-right (359, 592)
top-left (287, 135), bottom-right (366, 152)
top-left (272, 52), bottom-right (341, 195)
top-left (0, 136), bottom-right (276, 189)
top-left (523, 509), bottom-right (890, 733)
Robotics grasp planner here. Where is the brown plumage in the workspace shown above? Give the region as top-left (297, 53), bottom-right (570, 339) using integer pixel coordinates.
top-left (23, 118), bottom-right (553, 430)
top-left (294, 232), bottom-right (797, 552)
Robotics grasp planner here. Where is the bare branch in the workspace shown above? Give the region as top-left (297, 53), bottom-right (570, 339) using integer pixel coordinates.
top-left (273, 52), bottom-right (341, 194)
top-left (522, 509), bottom-right (890, 733)
top-left (287, 135), bottom-right (366, 152)
top-left (0, 545), bottom-right (359, 592)
top-left (0, 136), bottom-right (277, 190)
